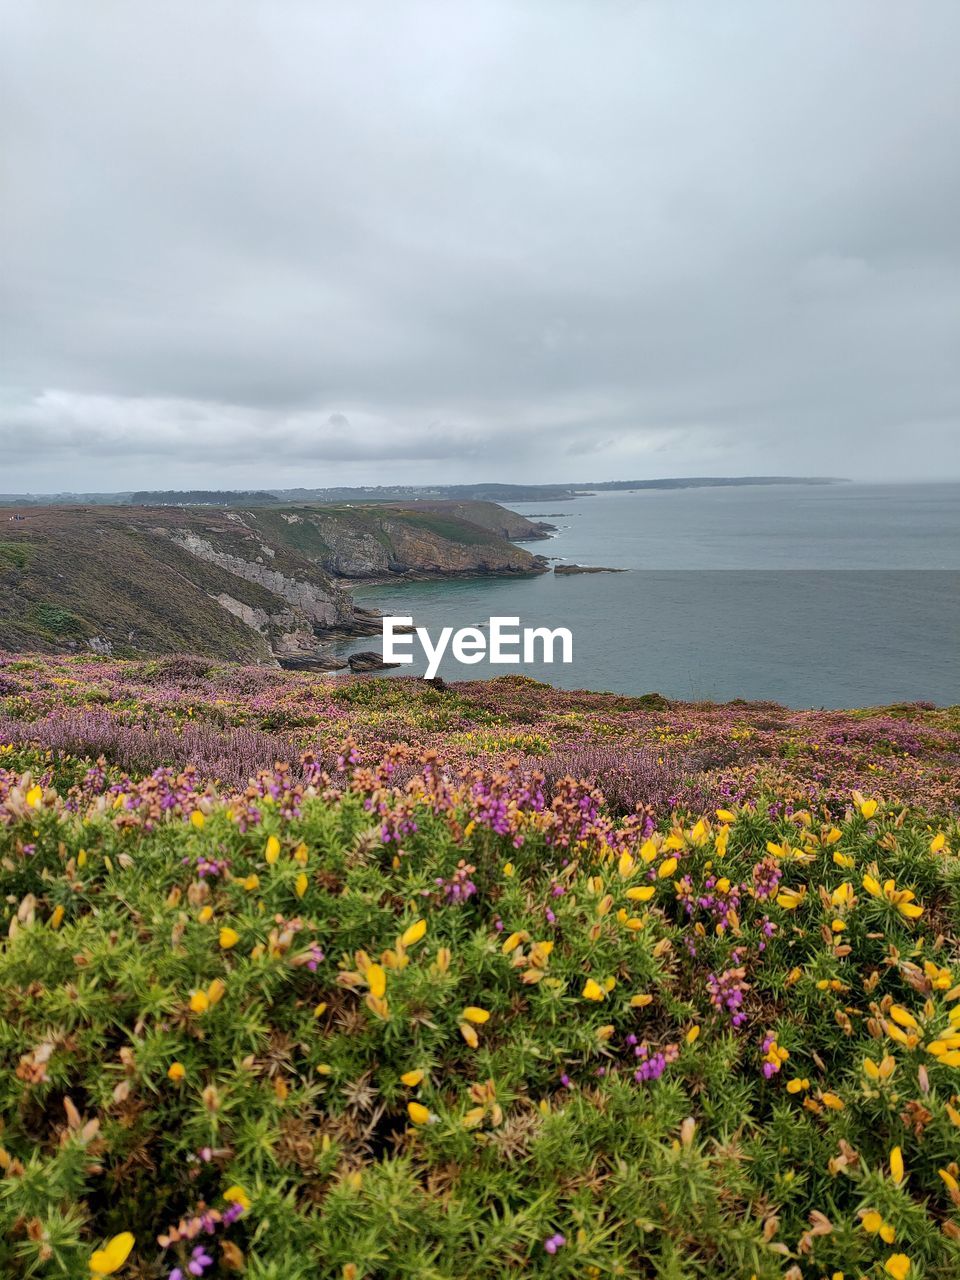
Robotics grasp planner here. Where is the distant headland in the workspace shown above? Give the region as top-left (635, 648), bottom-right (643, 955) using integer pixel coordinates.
top-left (0, 476), bottom-right (847, 507)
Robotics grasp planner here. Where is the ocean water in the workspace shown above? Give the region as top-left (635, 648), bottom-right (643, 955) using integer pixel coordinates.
top-left (330, 483), bottom-right (960, 707)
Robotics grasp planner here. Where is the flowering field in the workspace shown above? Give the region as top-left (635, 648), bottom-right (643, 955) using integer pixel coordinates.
top-left (1, 654), bottom-right (960, 1278)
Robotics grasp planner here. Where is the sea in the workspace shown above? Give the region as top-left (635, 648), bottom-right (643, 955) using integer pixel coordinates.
top-left (328, 482), bottom-right (960, 708)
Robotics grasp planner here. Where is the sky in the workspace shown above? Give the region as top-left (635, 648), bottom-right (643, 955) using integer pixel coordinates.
top-left (1, 0), bottom-right (959, 493)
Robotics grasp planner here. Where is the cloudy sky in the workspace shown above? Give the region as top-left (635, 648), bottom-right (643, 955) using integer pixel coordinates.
top-left (1, 1), bottom-right (958, 492)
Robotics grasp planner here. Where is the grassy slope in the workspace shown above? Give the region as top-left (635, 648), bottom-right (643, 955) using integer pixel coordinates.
top-left (0, 503), bottom-right (541, 659)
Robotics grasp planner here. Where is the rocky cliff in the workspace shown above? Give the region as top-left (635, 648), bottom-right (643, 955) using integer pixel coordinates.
top-left (0, 501), bottom-right (545, 664)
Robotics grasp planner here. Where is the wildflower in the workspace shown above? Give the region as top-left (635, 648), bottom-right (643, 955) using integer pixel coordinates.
top-left (206, 978), bottom-right (225, 1005)
top-left (686, 1025), bottom-right (701, 1044)
top-left (167, 1062), bottom-right (186, 1082)
top-left (658, 857), bottom-right (678, 879)
top-left (776, 886), bottom-right (806, 910)
top-left (366, 963), bottom-right (387, 998)
top-left (190, 810), bottom-right (205, 829)
top-left (716, 808), bottom-right (736, 823)
top-left (89, 1233), bottom-right (135, 1276)
top-left (459, 1021), bottom-right (479, 1048)
top-left (218, 927), bottom-right (239, 949)
top-left (820, 1092), bottom-right (844, 1110)
top-left (401, 918), bottom-right (427, 946)
top-left (786, 1077), bottom-right (809, 1093)
top-left (294, 872), bottom-right (308, 898)
top-left (582, 978), bottom-right (605, 1002)
top-left (889, 1005), bottom-right (918, 1030)
top-left (462, 1006), bottom-right (490, 1024)
top-left (931, 832), bottom-right (947, 853)
top-left (889, 1145), bottom-right (905, 1184)
top-left (198, 906), bottom-right (213, 924)
top-left (223, 1185), bottom-right (251, 1211)
top-left (626, 885), bottom-right (655, 902)
top-left (25, 784), bottom-right (43, 808)
top-left (242, 874), bottom-right (260, 892)
top-left (884, 1256), bottom-right (911, 1280)
top-left (265, 835), bottom-right (281, 863)
top-left (760, 1033), bottom-right (789, 1078)
top-left (502, 862), bottom-right (514, 877)
top-left (544, 1232), bottom-right (566, 1254)
top-left (189, 990), bottom-right (209, 1014)
top-left (50, 904), bottom-right (64, 929)
top-left (859, 798), bottom-right (879, 819)
top-left (407, 1101), bottom-right (431, 1125)
top-left (400, 1069), bottom-right (424, 1087)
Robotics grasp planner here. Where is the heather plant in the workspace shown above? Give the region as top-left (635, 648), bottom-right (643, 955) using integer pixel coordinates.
top-left (2, 737), bottom-right (960, 1278)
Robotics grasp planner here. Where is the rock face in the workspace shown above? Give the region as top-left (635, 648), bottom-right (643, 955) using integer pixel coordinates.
top-left (171, 531), bottom-right (342, 625)
top-left (347, 650), bottom-right (401, 672)
top-left (243, 504), bottom-right (548, 580)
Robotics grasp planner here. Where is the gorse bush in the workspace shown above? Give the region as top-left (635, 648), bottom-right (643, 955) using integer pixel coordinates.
top-left (1, 731), bottom-right (960, 1279)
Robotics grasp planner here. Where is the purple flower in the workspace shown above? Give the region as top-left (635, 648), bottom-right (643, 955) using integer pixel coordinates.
top-left (544, 1232), bottom-right (566, 1254)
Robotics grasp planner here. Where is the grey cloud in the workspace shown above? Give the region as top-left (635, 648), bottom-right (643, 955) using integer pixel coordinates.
top-left (1, 0), bottom-right (958, 490)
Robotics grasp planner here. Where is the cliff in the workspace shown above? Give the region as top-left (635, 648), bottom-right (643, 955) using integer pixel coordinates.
top-left (0, 502), bottom-right (545, 663)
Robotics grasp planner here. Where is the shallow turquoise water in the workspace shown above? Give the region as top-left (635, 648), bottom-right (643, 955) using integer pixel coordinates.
top-left (330, 483), bottom-right (960, 707)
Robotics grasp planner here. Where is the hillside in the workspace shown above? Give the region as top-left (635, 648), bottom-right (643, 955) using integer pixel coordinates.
top-left (0, 503), bottom-right (545, 663)
top-left (0, 657), bottom-right (958, 1278)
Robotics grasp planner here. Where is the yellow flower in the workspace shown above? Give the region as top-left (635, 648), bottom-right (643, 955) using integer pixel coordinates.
top-left (938, 1168), bottom-right (959, 1193)
top-left (884, 1255), bottom-right (911, 1280)
top-left (206, 978), bottom-right (226, 1005)
top-left (776, 886), bottom-right (806, 910)
top-left (294, 872), bottom-right (308, 899)
top-left (889, 1005), bottom-right (918, 1030)
top-left (401, 919), bottom-right (427, 947)
top-left (462, 1006), bottom-right (490, 1024)
top-left (820, 1092), bottom-right (844, 1110)
top-left (89, 1232), bottom-right (135, 1276)
top-left (219, 927), bottom-right (239, 949)
top-left (890, 1145), bottom-right (905, 1185)
top-left (190, 810), bottom-right (205, 829)
top-left (658, 857), bottom-right (678, 879)
top-left (198, 906), bottom-right (214, 924)
top-left (715, 808), bottom-right (736, 823)
top-left (786, 1077), bottom-right (809, 1093)
top-left (189, 990), bottom-right (209, 1014)
top-left (859, 798), bottom-right (879, 819)
top-left (862, 873), bottom-right (882, 897)
top-left (400, 1069), bottom-right (424, 1087)
top-left (931, 832), bottom-right (947, 853)
top-left (367, 963), bottom-right (387, 999)
top-left (313, 1002), bottom-right (327, 1018)
top-left (25, 784), bottom-right (43, 808)
top-left (50, 905), bottom-right (64, 930)
top-left (242, 874), bottom-right (260, 892)
top-left (265, 835), bottom-right (281, 863)
top-left (223, 1184), bottom-right (251, 1211)
top-left (630, 993), bottom-right (653, 1008)
top-left (862, 1210), bottom-right (884, 1233)
top-left (407, 1101), bottom-right (431, 1125)
top-left (686, 1025), bottom-right (700, 1045)
top-left (582, 978), bottom-right (605, 1001)
top-left (626, 885), bottom-right (655, 902)
top-left (502, 931), bottom-right (525, 954)
top-left (459, 1021), bottom-right (479, 1048)
top-left (502, 862), bottom-right (514, 878)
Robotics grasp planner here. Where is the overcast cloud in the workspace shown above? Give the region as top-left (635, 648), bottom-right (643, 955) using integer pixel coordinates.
top-left (1, 0), bottom-right (958, 491)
